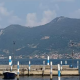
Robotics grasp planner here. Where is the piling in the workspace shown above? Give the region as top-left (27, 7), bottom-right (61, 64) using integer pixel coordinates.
top-left (58, 64), bottom-right (60, 80)
top-left (60, 61), bottom-right (62, 71)
top-left (42, 61), bottom-right (45, 77)
top-left (77, 61), bottom-right (79, 69)
top-left (47, 56), bottom-right (49, 65)
top-left (79, 62), bottom-right (80, 80)
top-left (65, 61), bottom-right (67, 65)
top-left (9, 56), bottom-right (11, 65)
top-left (17, 61), bottom-right (19, 80)
top-left (50, 61), bottom-right (52, 80)
top-left (28, 61), bottom-right (30, 76)
top-left (10, 60), bottom-right (12, 71)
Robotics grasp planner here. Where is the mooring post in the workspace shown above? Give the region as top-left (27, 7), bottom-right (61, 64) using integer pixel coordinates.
top-left (65, 61), bottom-right (67, 65)
top-left (58, 64), bottom-right (60, 80)
top-left (17, 61), bottom-right (19, 80)
top-left (79, 61), bottom-right (80, 80)
top-left (10, 60), bottom-right (12, 71)
top-left (42, 61), bottom-right (45, 77)
top-left (50, 61), bottom-right (52, 80)
top-left (47, 56), bottom-right (49, 65)
top-left (77, 61), bottom-right (79, 69)
top-left (9, 56), bottom-right (11, 65)
top-left (60, 61), bottom-right (62, 71)
top-left (28, 61), bottom-right (30, 76)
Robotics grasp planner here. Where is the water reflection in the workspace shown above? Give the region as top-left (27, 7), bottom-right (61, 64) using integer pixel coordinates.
top-left (0, 76), bottom-right (79, 80)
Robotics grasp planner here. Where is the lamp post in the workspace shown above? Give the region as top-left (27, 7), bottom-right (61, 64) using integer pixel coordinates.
top-left (71, 42), bottom-right (74, 68)
top-left (13, 41), bottom-right (15, 67)
top-left (72, 50), bottom-right (74, 67)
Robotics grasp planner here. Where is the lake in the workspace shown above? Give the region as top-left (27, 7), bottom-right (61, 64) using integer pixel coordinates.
top-left (0, 76), bottom-right (80, 80)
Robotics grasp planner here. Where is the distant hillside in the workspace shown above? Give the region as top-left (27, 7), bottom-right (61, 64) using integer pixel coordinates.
top-left (0, 16), bottom-right (80, 56)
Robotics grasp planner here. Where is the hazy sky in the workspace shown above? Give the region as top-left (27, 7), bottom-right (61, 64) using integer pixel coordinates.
top-left (0, 0), bottom-right (80, 28)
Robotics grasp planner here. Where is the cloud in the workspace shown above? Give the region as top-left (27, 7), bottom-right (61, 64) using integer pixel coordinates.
top-left (25, 10), bottom-right (56, 27)
top-left (0, 5), bottom-right (10, 16)
top-left (69, 9), bottom-right (80, 18)
top-left (0, 3), bottom-right (12, 17)
top-left (41, 10), bottom-right (56, 25)
top-left (26, 13), bottom-right (37, 27)
top-left (0, 3), bottom-right (21, 28)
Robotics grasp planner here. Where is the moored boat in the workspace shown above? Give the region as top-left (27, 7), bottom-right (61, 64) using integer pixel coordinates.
top-left (3, 71), bottom-right (16, 79)
top-left (3, 41), bottom-right (17, 79)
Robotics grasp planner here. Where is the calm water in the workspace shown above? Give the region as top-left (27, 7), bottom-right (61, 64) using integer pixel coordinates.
top-left (0, 58), bottom-right (80, 68)
top-left (0, 59), bottom-right (80, 80)
top-left (0, 76), bottom-right (80, 80)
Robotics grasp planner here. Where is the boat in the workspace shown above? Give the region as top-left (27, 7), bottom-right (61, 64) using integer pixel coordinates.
top-left (3, 41), bottom-right (16, 79)
top-left (3, 71), bottom-right (16, 79)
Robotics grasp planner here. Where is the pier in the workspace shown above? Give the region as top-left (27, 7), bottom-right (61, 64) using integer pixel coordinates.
top-left (0, 65), bottom-right (79, 76)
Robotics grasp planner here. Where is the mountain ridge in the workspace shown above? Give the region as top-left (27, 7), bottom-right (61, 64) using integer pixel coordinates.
top-left (0, 16), bottom-right (80, 56)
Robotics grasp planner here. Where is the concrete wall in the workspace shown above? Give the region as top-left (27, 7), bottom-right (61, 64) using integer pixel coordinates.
top-left (0, 65), bottom-right (79, 76)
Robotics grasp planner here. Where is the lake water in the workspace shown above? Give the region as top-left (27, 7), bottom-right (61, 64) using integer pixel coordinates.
top-left (0, 58), bottom-right (80, 68)
top-left (0, 76), bottom-right (80, 80)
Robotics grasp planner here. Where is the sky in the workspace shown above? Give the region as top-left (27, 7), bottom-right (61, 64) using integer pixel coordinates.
top-left (0, 0), bottom-right (80, 28)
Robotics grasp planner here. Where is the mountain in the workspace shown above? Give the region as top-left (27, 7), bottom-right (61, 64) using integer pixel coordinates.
top-left (0, 16), bottom-right (80, 56)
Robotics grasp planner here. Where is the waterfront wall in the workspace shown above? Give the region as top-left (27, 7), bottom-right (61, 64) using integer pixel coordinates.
top-left (0, 65), bottom-right (79, 76)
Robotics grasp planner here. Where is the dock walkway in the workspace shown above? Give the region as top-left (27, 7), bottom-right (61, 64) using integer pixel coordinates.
top-left (0, 65), bottom-right (79, 76)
